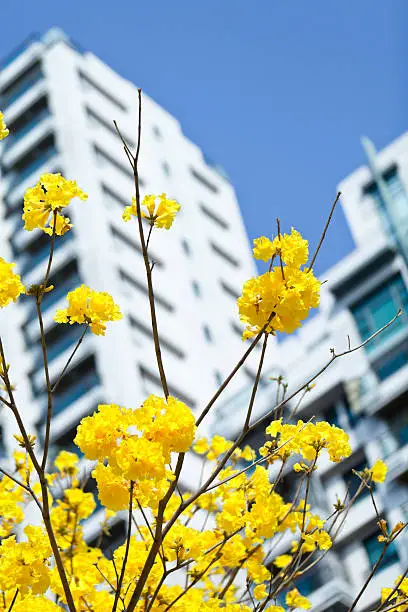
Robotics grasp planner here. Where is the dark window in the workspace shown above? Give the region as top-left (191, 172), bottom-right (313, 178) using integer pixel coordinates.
top-left (50, 425), bottom-right (84, 462)
top-left (119, 269), bottom-right (172, 311)
top-left (220, 280), bottom-right (240, 299)
top-left (192, 281), bottom-right (201, 298)
top-left (152, 125), bottom-right (162, 139)
top-left (363, 531), bottom-right (398, 569)
top-left (200, 203), bottom-right (229, 229)
top-left (5, 96), bottom-right (49, 144)
top-left (129, 315), bottom-right (184, 359)
top-left (139, 366), bottom-right (196, 408)
top-left (103, 184), bottom-right (128, 209)
top-left (210, 242), bottom-right (239, 268)
top-left (111, 226), bottom-right (163, 267)
top-left (375, 346), bottom-right (408, 381)
top-left (1, 61), bottom-right (43, 107)
top-left (3, 133), bottom-right (56, 177)
top-left (162, 161), bottom-right (170, 176)
top-left (203, 324), bottom-right (213, 343)
top-left (181, 239), bottom-right (191, 256)
top-left (342, 459), bottom-right (369, 500)
top-left (351, 274), bottom-right (408, 353)
top-left (215, 371), bottom-right (223, 387)
top-left (79, 71), bottom-right (127, 111)
top-left (94, 145), bottom-right (138, 183)
top-left (87, 108), bottom-right (134, 148)
top-left (190, 168), bottom-right (218, 194)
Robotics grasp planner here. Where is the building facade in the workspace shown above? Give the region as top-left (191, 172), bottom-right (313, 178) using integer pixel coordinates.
top-left (213, 132), bottom-right (408, 610)
top-left (0, 29), bottom-right (261, 496)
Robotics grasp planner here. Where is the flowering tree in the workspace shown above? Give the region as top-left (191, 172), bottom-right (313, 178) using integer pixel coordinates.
top-left (0, 97), bottom-right (407, 612)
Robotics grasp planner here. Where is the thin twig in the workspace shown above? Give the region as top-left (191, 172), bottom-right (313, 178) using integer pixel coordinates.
top-left (51, 325), bottom-right (89, 393)
top-left (307, 191), bottom-right (341, 272)
top-left (112, 481), bottom-right (134, 612)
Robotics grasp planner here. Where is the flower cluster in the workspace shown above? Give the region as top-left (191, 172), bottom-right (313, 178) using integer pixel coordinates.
top-left (0, 111), bottom-right (9, 140)
top-left (74, 396), bottom-right (196, 511)
top-left (22, 173), bottom-right (87, 235)
top-left (238, 229), bottom-right (320, 338)
top-left (0, 257), bottom-right (25, 308)
top-left (123, 193), bottom-right (180, 229)
top-left (260, 418), bottom-right (352, 463)
top-left (54, 284), bottom-right (122, 335)
top-left (382, 575), bottom-right (408, 611)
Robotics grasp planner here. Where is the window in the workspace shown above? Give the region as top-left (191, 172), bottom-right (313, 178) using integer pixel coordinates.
top-left (200, 203), bottom-right (229, 229)
top-left (210, 242), bottom-right (239, 268)
top-left (111, 226), bottom-right (163, 267)
top-left (190, 168), bottom-right (218, 194)
top-left (162, 161), bottom-right (170, 176)
top-left (50, 425), bottom-right (84, 461)
top-left (152, 125), bottom-right (162, 139)
top-left (4, 96), bottom-right (49, 149)
top-left (129, 315), bottom-right (184, 359)
top-left (48, 355), bottom-right (100, 416)
top-left (220, 280), bottom-right (239, 299)
top-left (139, 366), bottom-right (196, 408)
top-left (120, 269), bottom-right (173, 311)
top-left (181, 239), bottom-right (191, 256)
top-left (342, 459), bottom-right (369, 499)
top-left (94, 145), bottom-right (138, 183)
top-left (87, 108), bottom-right (134, 147)
top-left (89, 519), bottom-right (127, 558)
top-left (79, 71), bottom-right (126, 111)
top-left (375, 347), bottom-right (408, 381)
top-left (351, 274), bottom-right (408, 352)
top-left (192, 281), bottom-right (201, 298)
top-left (215, 371), bottom-right (223, 387)
top-left (3, 133), bottom-right (58, 193)
top-left (203, 324), bottom-right (213, 343)
top-left (103, 184), bottom-right (128, 210)
top-left (1, 61), bottom-right (43, 107)
top-left (365, 166), bottom-right (408, 249)
top-left (363, 531), bottom-right (398, 569)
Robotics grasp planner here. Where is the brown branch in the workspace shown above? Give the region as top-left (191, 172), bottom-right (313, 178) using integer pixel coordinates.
top-left (243, 333), bottom-right (268, 432)
top-left (112, 481), bottom-right (134, 612)
top-left (51, 325), bottom-right (89, 393)
top-left (307, 191), bottom-right (341, 272)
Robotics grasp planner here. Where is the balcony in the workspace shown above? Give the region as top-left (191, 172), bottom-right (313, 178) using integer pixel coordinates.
top-left (31, 326), bottom-right (82, 372)
top-left (25, 273), bottom-right (81, 323)
top-left (3, 107), bottom-right (50, 152)
top-left (47, 371), bottom-right (101, 417)
top-left (4, 144), bottom-right (57, 195)
top-left (1, 66), bottom-right (43, 109)
top-left (20, 231), bottom-right (73, 275)
top-left (0, 35), bottom-right (41, 71)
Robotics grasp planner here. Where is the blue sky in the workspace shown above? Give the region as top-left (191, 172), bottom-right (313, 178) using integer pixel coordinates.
top-left (1, 1), bottom-right (406, 274)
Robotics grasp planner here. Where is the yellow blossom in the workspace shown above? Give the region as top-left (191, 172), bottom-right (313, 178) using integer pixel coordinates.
top-left (0, 258), bottom-right (25, 308)
top-left (0, 110), bottom-right (9, 140)
top-left (274, 554), bottom-right (292, 568)
top-left (22, 172), bottom-right (87, 234)
top-left (123, 193), bottom-right (180, 229)
top-left (369, 459), bottom-right (388, 483)
top-left (253, 584), bottom-right (268, 600)
top-left (54, 284), bottom-right (122, 335)
top-left (286, 588), bottom-right (312, 610)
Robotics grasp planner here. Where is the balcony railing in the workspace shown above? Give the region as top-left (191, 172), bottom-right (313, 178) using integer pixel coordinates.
top-left (0, 34), bottom-right (41, 70)
top-left (26, 273), bottom-right (81, 322)
top-left (4, 145), bottom-right (57, 195)
top-left (20, 232), bottom-right (72, 275)
top-left (49, 372), bottom-right (101, 416)
top-left (32, 327), bottom-right (81, 371)
top-left (3, 108), bottom-right (50, 151)
top-left (1, 69), bottom-right (43, 108)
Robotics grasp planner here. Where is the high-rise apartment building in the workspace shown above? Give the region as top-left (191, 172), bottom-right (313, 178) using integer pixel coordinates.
top-left (214, 132), bottom-right (408, 610)
top-left (0, 29), bottom-right (261, 500)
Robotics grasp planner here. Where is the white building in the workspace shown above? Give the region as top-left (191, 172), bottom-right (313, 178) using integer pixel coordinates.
top-left (0, 29), bottom-right (262, 493)
top-left (214, 132), bottom-right (408, 610)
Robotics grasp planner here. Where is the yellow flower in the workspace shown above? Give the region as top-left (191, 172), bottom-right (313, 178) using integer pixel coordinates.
top-left (273, 554), bottom-right (292, 568)
top-left (194, 437), bottom-right (210, 454)
top-left (253, 228), bottom-right (308, 267)
top-left (369, 459), bottom-right (388, 483)
top-left (0, 258), bottom-right (25, 308)
top-left (123, 193), bottom-right (180, 229)
top-left (22, 173), bottom-right (87, 234)
top-left (54, 284), bottom-right (122, 335)
top-left (54, 450), bottom-right (79, 476)
top-left (253, 584), bottom-right (268, 600)
top-left (286, 588), bottom-right (312, 610)
top-left (0, 110), bottom-right (9, 140)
